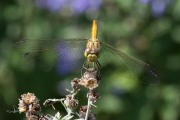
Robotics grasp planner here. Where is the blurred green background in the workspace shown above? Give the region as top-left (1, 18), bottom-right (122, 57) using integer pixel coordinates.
top-left (0, 0), bottom-right (180, 120)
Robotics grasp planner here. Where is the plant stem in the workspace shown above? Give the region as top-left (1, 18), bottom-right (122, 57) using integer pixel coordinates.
top-left (85, 96), bottom-right (91, 120)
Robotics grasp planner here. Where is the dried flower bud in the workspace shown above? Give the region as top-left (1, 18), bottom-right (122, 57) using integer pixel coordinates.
top-left (88, 112), bottom-right (96, 120)
top-left (71, 78), bottom-right (81, 90)
top-left (88, 90), bottom-right (100, 103)
top-left (79, 106), bottom-right (95, 120)
top-left (64, 95), bottom-right (78, 110)
top-left (79, 106), bottom-right (90, 118)
top-left (79, 68), bottom-right (100, 89)
top-left (26, 111), bottom-right (39, 120)
top-left (18, 93), bottom-right (41, 113)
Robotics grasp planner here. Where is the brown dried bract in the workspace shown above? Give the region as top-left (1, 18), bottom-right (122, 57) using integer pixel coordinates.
top-left (79, 106), bottom-right (91, 118)
top-left (71, 78), bottom-right (81, 90)
top-left (79, 106), bottom-right (96, 120)
top-left (88, 89), bottom-right (100, 103)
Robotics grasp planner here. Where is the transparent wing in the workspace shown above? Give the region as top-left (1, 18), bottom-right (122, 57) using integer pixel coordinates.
top-left (16, 38), bottom-right (160, 84)
top-left (99, 41), bottom-right (160, 85)
top-left (16, 38), bottom-right (88, 74)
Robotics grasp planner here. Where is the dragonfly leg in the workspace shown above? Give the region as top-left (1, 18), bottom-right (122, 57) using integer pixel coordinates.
top-left (82, 62), bottom-right (87, 76)
top-left (96, 60), bottom-right (101, 70)
top-left (93, 62), bottom-right (95, 69)
top-left (93, 61), bottom-right (99, 71)
top-left (96, 61), bottom-right (101, 80)
top-left (81, 68), bottom-right (83, 76)
top-left (83, 61), bottom-right (89, 70)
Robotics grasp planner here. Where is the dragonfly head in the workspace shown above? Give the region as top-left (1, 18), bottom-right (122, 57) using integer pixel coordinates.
top-left (84, 49), bottom-right (99, 62)
top-left (84, 39), bottom-right (100, 62)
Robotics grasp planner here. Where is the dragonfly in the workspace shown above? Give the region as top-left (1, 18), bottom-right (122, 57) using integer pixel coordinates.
top-left (17, 20), bottom-right (159, 85)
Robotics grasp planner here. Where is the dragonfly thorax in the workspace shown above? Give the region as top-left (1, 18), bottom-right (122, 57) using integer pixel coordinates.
top-left (86, 53), bottom-right (98, 62)
top-left (84, 39), bottom-right (100, 62)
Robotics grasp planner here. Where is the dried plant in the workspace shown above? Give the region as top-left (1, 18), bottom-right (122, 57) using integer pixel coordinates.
top-left (15, 68), bottom-right (101, 120)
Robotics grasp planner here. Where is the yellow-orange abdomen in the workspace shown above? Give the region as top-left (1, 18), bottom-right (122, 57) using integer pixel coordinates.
top-left (92, 20), bottom-right (98, 40)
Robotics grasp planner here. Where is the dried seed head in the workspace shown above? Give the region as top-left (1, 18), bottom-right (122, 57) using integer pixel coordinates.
top-left (79, 106), bottom-right (91, 118)
top-left (88, 112), bottom-right (96, 120)
top-left (71, 78), bottom-right (81, 90)
top-left (79, 77), bottom-right (98, 90)
top-left (26, 111), bottom-right (39, 120)
top-left (79, 68), bottom-right (100, 89)
top-left (80, 105), bottom-right (89, 112)
top-left (18, 93), bottom-right (41, 113)
top-left (39, 115), bottom-right (50, 120)
top-left (79, 106), bottom-right (95, 120)
top-left (88, 89), bottom-right (100, 103)
top-left (64, 95), bottom-right (78, 110)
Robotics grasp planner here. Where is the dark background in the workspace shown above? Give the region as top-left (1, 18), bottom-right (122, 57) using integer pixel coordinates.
top-left (0, 0), bottom-right (180, 120)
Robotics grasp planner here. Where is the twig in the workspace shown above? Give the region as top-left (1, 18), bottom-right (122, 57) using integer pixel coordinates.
top-left (85, 95), bottom-right (91, 120)
top-left (60, 98), bottom-right (69, 113)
